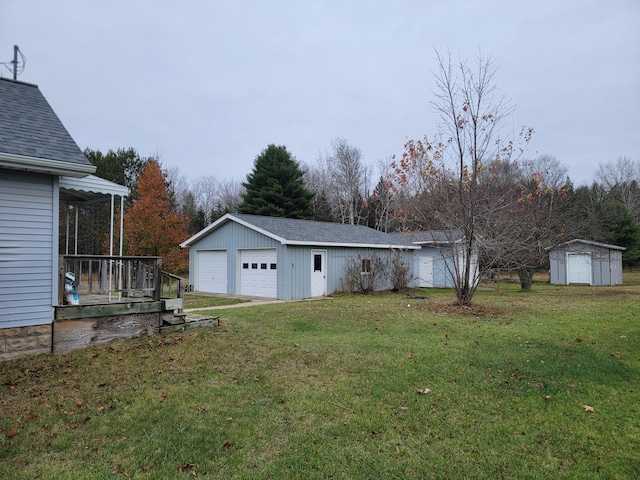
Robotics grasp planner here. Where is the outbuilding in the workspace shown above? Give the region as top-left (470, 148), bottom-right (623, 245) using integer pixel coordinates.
top-left (180, 213), bottom-right (419, 299)
top-left (392, 230), bottom-right (478, 288)
top-left (547, 239), bottom-right (625, 286)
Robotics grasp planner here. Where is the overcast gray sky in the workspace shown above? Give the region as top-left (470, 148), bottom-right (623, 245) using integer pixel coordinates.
top-left (2, 0), bottom-right (639, 186)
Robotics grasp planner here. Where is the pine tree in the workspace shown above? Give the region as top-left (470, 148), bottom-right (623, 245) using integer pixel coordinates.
top-left (238, 144), bottom-right (314, 218)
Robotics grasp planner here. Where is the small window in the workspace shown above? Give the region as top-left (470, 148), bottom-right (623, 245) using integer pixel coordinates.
top-left (314, 254), bottom-right (322, 272)
top-left (361, 258), bottom-right (371, 274)
top-left (243, 263), bottom-right (249, 269)
top-left (251, 263), bottom-right (258, 269)
top-left (261, 263), bottom-right (267, 270)
top-left (270, 263), bottom-right (277, 270)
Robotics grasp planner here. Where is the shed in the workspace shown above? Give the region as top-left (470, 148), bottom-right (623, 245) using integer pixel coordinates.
top-left (180, 213), bottom-right (419, 299)
top-left (393, 230), bottom-right (479, 288)
top-left (547, 239), bottom-right (625, 286)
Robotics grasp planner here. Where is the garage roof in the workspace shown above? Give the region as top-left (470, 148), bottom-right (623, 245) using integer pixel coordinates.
top-left (181, 213), bottom-right (419, 250)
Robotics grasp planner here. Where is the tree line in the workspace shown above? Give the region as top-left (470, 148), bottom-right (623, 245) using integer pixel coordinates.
top-left (61, 51), bottom-right (639, 304)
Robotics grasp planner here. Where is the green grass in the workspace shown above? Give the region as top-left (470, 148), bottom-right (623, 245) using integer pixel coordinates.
top-left (183, 293), bottom-right (249, 309)
top-left (1, 275), bottom-right (639, 479)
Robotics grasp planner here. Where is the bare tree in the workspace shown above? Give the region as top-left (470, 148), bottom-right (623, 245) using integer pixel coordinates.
top-left (596, 156), bottom-right (640, 221)
top-left (215, 178), bottom-right (244, 215)
top-left (390, 50), bottom-right (533, 304)
top-left (326, 138), bottom-right (372, 225)
top-left (191, 175), bottom-right (219, 223)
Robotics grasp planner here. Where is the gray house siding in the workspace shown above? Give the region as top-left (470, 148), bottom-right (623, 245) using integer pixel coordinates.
top-left (0, 170), bottom-right (57, 328)
top-left (549, 240), bottom-right (624, 286)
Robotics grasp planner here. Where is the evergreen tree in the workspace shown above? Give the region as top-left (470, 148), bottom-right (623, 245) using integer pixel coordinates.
top-left (238, 144), bottom-right (314, 218)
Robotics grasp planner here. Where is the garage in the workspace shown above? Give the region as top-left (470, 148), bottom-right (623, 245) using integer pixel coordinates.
top-left (197, 250), bottom-right (227, 293)
top-left (239, 249), bottom-right (277, 298)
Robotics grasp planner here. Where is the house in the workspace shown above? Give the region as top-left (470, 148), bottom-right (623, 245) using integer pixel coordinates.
top-left (393, 230), bottom-right (479, 288)
top-left (180, 213), bottom-right (419, 299)
top-left (0, 77), bottom-right (96, 359)
top-left (1, 78), bottom-right (190, 361)
top-left (548, 239), bottom-right (625, 286)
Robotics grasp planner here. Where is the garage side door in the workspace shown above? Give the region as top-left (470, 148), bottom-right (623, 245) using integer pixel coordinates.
top-left (567, 253), bottom-right (591, 284)
top-left (240, 249), bottom-right (277, 298)
top-left (197, 251), bottom-right (227, 293)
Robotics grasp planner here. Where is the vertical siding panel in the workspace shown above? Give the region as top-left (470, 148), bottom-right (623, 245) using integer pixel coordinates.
top-left (0, 171), bottom-right (55, 328)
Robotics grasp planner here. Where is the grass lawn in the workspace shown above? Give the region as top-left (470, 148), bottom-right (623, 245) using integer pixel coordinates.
top-left (1, 275), bottom-right (638, 479)
top-left (183, 293), bottom-right (249, 309)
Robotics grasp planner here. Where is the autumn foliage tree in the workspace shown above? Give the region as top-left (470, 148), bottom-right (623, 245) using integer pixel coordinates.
top-left (123, 160), bottom-right (190, 274)
top-left (390, 50), bottom-right (534, 305)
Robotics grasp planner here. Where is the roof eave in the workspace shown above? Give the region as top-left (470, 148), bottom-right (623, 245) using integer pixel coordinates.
top-left (0, 152), bottom-right (95, 178)
top-left (284, 240), bottom-right (420, 249)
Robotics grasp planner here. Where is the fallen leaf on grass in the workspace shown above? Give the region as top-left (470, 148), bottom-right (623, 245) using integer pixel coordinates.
top-left (6, 428), bottom-right (17, 438)
top-left (407, 353), bottom-right (414, 359)
top-left (141, 466), bottom-right (149, 472)
top-left (543, 395), bottom-right (552, 400)
top-left (159, 392), bottom-right (168, 402)
top-left (221, 441), bottom-right (232, 451)
top-left (399, 406), bottom-right (408, 411)
top-left (575, 337), bottom-right (583, 343)
top-left (197, 406), bottom-right (206, 413)
top-left (123, 470), bottom-right (132, 477)
top-left (179, 463), bottom-right (195, 472)
top-left (582, 405), bottom-right (595, 413)
top-left (416, 388), bottom-right (431, 395)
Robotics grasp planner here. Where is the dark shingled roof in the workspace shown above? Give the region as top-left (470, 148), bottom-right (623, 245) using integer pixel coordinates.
top-left (0, 78), bottom-right (91, 166)
top-left (182, 213), bottom-right (419, 249)
top-left (389, 229), bottom-right (464, 244)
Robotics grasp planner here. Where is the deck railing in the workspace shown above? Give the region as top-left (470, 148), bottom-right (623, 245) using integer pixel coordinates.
top-left (59, 255), bottom-right (167, 305)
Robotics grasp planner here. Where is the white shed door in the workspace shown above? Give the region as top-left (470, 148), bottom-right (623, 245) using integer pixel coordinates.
top-left (567, 253), bottom-right (591, 284)
top-left (240, 249), bottom-right (277, 298)
top-left (197, 251), bottom-right (227, 293)
top-left (417, 256), bottom-right (434, 287)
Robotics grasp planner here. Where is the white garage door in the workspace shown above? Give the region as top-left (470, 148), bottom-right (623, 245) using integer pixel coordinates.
top-left (197, 250), bottom-right (227, 293)
top-left (567, 253), bottom-right (591, 284)
top-left (240, 249), bottom-right (277, 298)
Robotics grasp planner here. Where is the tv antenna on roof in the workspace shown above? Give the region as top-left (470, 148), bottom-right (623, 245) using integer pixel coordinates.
top-left (1, 45), bottom-right (26, 80)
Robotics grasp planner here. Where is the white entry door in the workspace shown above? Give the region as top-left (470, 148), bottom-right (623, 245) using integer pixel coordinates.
top-left (417, 256), bottom-right (434, 287)
top-left (197, 250), bottom-right (227, 293)
top-left (240, 249), bottom-right (278, 298)
top-left (567, 253), bottom-right (591, 284)
top-left (310, 250), bottom-right (327, 297)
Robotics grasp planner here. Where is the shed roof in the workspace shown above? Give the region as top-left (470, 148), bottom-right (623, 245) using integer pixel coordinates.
top-left (0, 78), bottom-right (95, 177)
top-left (181, 213), bottom-right (419, 250)
top-left (547, 239), bottom-right (626, 251)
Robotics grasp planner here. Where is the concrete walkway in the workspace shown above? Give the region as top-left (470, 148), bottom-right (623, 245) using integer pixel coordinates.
top-left (183, 296), bottom-right (324, 313)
